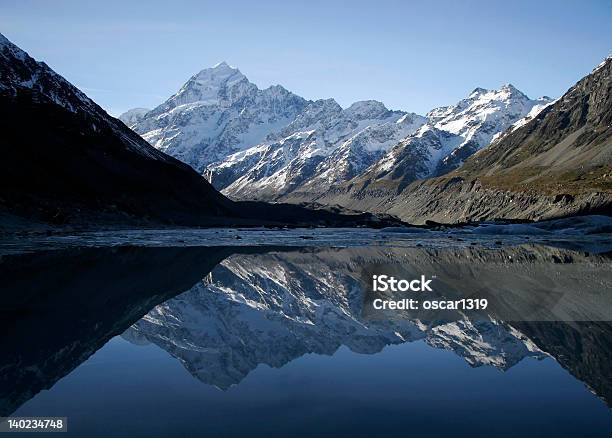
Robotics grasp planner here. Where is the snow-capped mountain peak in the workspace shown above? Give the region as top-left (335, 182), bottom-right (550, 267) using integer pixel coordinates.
top-left (191, 61), bottom-right (243, 83)
top-left (168, 62), bottom-right (251, 108)
top-left (500, 82), bottom-right (523, 93)
top-left (119, 107), bottom-right (150, 128)
top-left (129, 63), bottom-right (310, 171)
top-left (344, 100), bottom-right (390, 120)
top-left (426, 83), bottom-right (552, 141)
top-left (468, 87), bottom-right (488, 97)
top-left (212, 60), bottom-right (232, 69)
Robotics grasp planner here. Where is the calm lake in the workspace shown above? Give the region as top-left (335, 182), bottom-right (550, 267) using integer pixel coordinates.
top-left (1, 224), bottom-right (611, 436)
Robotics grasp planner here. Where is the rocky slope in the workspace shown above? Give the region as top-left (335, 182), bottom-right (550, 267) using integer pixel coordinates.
top-left (313, 57), bottom-right (611, 223)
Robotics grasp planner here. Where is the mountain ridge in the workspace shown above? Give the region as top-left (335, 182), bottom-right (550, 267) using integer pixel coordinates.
top-left (311, 56), bottom-right (612, 223)
top-left (277, 82), bottom-right (552, 204)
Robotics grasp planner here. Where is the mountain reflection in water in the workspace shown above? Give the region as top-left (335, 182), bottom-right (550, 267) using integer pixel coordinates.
top-left (1, 242), bottom-right (611, 435)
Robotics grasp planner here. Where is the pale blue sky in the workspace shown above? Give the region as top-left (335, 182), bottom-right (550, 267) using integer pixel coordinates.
top-left (1, 0), bottom-right (610, 116)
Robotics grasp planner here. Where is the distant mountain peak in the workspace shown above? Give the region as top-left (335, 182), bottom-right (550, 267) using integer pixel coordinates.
top-left (344, 100), bottom-right (389, 119)
top-left (592, 54), bottom-right (612, 73)
top-left (262, 83), bottom-right (292, 96)
top-left (157, 62), bottom-right (252, 110)
top-left (119, 107), bottom-right (150, 128)
top-left (428, 83), bottom-right (543, 124)
top-left (498, 83), bottom-right (529, 99)
top-left (189, 62), bottom-right (246, 83)
top-left (348, 83), bottom-right (555, 190)
top-left (469, 87), bottom-right (488, 97)
top-left (212, 61), bottom-right (232, 69)
top-left (468, 84), bottom-right (527, 101)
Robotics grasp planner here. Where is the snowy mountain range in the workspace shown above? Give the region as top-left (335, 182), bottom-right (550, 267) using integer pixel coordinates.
top-left (122, 64), bottom-right (551, 202)
top-left (260, 84), bottom-right (552, 202)
top-left (319, 86), bottom-right (553, 197)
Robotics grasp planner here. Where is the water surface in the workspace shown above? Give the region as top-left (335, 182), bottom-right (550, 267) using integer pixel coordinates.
top-left (1, 225), bottom-right (611, 436)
